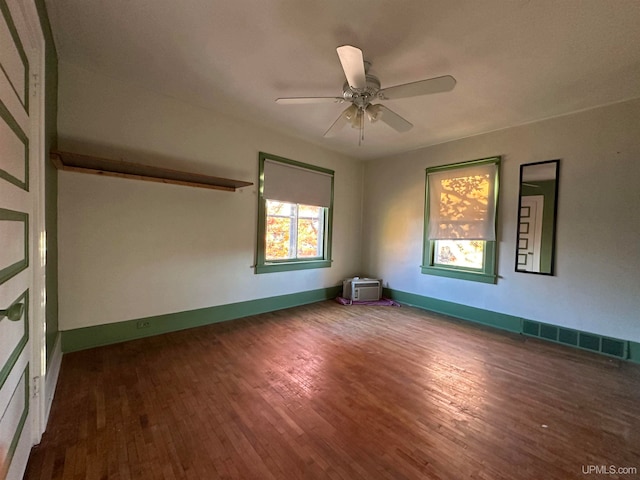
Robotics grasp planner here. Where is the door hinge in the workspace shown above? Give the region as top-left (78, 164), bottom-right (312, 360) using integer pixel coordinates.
top-left (32, 73), bottom-right (40, 97)
top-left (32, 376), bottom-right (41, 398)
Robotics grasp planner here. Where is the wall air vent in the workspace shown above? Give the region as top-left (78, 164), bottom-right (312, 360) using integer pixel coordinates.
top-left (521, 320), bottom-right (628, 359)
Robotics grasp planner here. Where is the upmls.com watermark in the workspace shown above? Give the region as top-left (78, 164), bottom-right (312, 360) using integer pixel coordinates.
top-left (582, 465), bottom-right (638, 475)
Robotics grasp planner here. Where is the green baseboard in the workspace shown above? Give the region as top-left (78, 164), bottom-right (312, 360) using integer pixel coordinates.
top-left (61, 286), bottom-right (341, 353)
top-left (385, 288), bottom-right (521, 333)
top-left (384, 288), bottom-right (640, 364)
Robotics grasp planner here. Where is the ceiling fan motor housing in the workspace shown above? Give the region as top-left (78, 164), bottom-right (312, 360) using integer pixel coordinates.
top-left (342, 74), bottom-right (381, 108)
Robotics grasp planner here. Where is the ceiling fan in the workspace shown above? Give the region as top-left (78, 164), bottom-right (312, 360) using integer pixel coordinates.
top-left (276, 45), bottom-right (456, 143)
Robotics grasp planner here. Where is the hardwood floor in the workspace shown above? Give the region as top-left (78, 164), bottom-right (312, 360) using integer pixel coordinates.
top-left (25, 301), bottom-right (640, 479)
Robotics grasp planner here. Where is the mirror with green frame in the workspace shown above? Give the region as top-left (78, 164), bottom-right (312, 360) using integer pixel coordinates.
top-left (515, 159), bottom-right (560, 275)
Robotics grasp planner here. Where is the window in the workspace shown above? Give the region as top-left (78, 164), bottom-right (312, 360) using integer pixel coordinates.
top-left (422, 156), bottom-right (500, 283)
top-left (265, 201), bottom-right (324, 260)
top-left (256, 152), bottom-right (333, 273)
top-left (433, 239), bottom-right (484, 269)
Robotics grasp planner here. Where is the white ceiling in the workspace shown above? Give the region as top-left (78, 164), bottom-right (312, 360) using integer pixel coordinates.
top-left (46, 0), bottom-right (640, 160)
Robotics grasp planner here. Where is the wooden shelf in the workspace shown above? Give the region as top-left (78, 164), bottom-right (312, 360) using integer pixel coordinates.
top-left (50, 151), bottom-right (253, 192)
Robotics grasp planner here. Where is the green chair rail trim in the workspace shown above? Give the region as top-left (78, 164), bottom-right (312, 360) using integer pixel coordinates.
top-left (384, 288), bottom-right (640, 364)
top-left (61, 286), bottom-right (341, 352)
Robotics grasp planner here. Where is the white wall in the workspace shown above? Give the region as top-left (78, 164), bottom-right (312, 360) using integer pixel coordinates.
top-left (57, 62), bottom-right (364, 330)
top-left (362, 98), bottom-right (640, 342)
top-left (57, 61), bottom-right (640, 343)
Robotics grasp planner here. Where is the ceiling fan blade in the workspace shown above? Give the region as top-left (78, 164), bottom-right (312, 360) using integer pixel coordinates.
top-left (336, 45), bottom-right (366, 90)
top-left (378, 75), bottom-right (456, 100)
top-left (324, 105), bottom-right (357, 137)
top-left (369, 104), bottom-right (413, 132)
top-left (276, 97), bottom-right (344, 105)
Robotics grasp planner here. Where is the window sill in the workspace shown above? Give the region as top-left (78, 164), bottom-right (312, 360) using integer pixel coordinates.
top-left (420, 265), bottom-right (497, 284)
top-left (255, 259), bottom-right (332, 274)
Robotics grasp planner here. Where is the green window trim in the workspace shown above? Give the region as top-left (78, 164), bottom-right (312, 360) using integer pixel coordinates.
top-left (421, 156), bottom-right (500, 284)
top-left (255, 152), bottom-right (334, 274)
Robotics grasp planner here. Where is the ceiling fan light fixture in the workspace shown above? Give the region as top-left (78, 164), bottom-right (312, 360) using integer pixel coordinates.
top-left (350, 109), bottom-right (364, 128)
top-left (366, 104), bottom-right (383, 123)
top-left (342, 104), bottom-right (357, 122)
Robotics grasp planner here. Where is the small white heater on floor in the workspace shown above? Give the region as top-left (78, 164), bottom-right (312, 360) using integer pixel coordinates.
top-left (342, 277), bottom-right (382, 302)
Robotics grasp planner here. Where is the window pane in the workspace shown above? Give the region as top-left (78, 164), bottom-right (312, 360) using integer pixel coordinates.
top-left (266, 200), bottom-right (293, 216)
top-left (297, 205), bottom-right (324, 258)
top-left (433, 240), bottom-right (484, 269)
top-left (266, 202), bottom-right (325, 260)
top-left (266, 199), bottom-right (294, 260)
top-left (298, 204), bottom-right (322, 218)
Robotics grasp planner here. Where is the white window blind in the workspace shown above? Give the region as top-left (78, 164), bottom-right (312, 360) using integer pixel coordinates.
top-left (263, 159), bottom-right (333, 208)
top-left (427, 162), bottom-right (497, 240)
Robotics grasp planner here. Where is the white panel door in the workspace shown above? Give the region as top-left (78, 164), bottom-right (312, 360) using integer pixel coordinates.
top-left (0, 0), bottom-right (45, 478)
top-left (517, 195), bottom-right (544, 273)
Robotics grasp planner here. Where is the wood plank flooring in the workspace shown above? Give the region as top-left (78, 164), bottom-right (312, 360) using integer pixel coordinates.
top-left (25, 301), bottom-right (640, 479)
